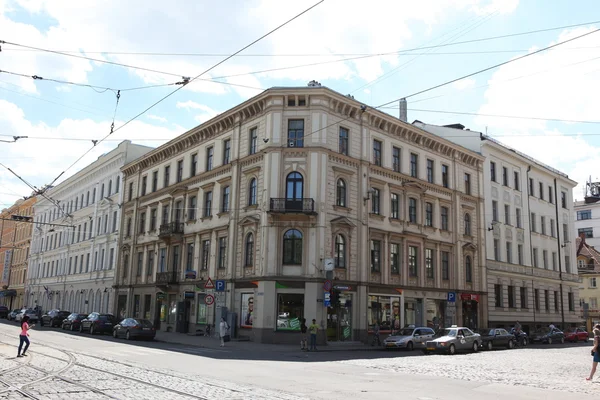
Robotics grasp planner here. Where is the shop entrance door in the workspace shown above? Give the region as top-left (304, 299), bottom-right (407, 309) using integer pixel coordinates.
top-left (326, 293), bottom-right (353, 341)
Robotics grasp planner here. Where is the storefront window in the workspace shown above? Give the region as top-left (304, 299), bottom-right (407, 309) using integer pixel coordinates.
top-left (425, 298), bottom-right (446, 331)
top-left (327, 293), bottom-right (353, 341)
top-left (367, 295), bottom-right (401, 332)
top-left (277, 293), bottom-right (303, 331)
top-left (241, 293), bottom-right (254, 328)
top-left (197, 294), bottom-right (207, 324)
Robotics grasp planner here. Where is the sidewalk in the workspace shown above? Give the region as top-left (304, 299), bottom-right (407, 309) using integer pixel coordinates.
top-left (154, 331), bottom-right (376, 352)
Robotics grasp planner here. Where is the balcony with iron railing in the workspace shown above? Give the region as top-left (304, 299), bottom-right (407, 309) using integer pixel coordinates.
top-left (156, 270), bottom-right (179, 286)
top-left (269, 198), bottom-right (316, 215)
top-left (158, 222), bottom-right (184, 241)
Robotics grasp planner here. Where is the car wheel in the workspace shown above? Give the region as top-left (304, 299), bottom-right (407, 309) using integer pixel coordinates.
top-left (422, 350), bottom-right (430, 355)
top-left (90, 326), bottom-right (95, 335)
top-left (126, 330), bottom-right (131, 340)
top-left (508, 340), bottom-right (514, 349)
top-left (522, 338), bottom-right (528, 347)
top-left (487, 341), bottom-right (493, 351)
top-left (112, 329), bottom-right (118, 338)
top-left (448, 344), bottom-right (456, 355)
top-left (472, 342), bottom-right (479, 353)
top-left (70, 324), bottom-right (75, 331)
top-left (407, 341), bottom-right (414, 351)
top-left (79, 324), bottom-right (84, 333)
top-left (40, 319), bottom-right (44, 327)
top-left (560, 337), bottom-right (565, 344)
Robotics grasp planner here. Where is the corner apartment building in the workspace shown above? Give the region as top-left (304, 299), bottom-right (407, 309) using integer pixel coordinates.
top-left (27, 141), bottom-right (152, 314)
top-left (415, 122), bottom-right (581, 332)
top-left (577, 232), bottom-right (600, 330)
top-left (0, 196), bottom-right (36, 309)
top-left (574, 195), bottom-right (600, 249)
top-left (116, 84), bottom-right (486, 344)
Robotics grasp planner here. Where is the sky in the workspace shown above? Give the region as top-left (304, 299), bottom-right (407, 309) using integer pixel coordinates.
top-left (1, 0), bottom-right (600, 211)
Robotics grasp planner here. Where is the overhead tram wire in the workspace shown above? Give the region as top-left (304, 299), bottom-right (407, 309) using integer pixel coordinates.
top-left (42, 0), bottom-right (324, 191)
top-left (376, 27), bottom-right (600, 109)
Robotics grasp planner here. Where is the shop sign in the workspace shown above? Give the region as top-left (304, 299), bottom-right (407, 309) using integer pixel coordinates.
top-left (334, 285), bottom-right (352, 291)
top-left (185, 270), bottom-right (197, 280)
top-left (184, 291), bottom-right (195, 299)
top-left (157, 292), bottom-right (166, 300)
top-left (2, 251), bottom-right (11, 284)
top-left (460, 293), bottom-right (480, 302)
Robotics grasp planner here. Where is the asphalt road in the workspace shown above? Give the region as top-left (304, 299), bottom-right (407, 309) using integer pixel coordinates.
top-left (0, 320), bottom-right (596, 399)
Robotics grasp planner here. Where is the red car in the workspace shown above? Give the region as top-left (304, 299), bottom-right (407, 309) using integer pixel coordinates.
top-left (565, 328), bottom-right (589, 342)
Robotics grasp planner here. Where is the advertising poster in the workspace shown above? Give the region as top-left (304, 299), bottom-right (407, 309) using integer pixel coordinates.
top-left (241, 293), bottom-right (253, 328)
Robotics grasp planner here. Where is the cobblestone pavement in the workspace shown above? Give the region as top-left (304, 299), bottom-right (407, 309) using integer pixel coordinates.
top-left (342, 345), bottom-right (598, 395)
top-left (0, 340), bottom-right (308, 400)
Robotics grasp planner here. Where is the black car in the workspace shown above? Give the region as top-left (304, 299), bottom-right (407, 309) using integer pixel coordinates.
top-left (0, 306), bottom-right (9, 319)
top-left (80, 313), bottom-right (117, 335)
top-left (477, 328), bottom-right (515, 350)
top-left (113, 318), bottom-right (156, 340)
top-left (41, 309), bottom-right (71, 327)
top-left (62, 313), bottom-right (89, 331)
top-left (531, 327), bottom-right (565, 344)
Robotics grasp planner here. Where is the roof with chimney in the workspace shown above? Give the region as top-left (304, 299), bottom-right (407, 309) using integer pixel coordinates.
top-left (577, 232), bottom-right (600, 273)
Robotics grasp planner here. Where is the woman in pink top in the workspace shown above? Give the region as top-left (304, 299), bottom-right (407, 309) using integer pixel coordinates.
top-left (18, 315), bottom-right (33, 357)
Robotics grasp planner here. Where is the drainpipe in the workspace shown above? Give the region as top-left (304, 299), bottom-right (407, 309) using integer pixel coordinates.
top-left (526, 166), bottom-right (536, 328)
top-left (553, 178), bottom-right (566, 329)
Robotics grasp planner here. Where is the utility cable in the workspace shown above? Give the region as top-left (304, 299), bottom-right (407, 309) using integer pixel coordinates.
top-left (42, 1), bottom-right (323, 191)
top-left (377, 27), bottom-right (600, 107)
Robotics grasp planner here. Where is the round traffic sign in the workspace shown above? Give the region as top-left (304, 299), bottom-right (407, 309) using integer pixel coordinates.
top-left (205, 294), bottom-right (215, 305)
top-left (323, 280), bottom-right (332, 291)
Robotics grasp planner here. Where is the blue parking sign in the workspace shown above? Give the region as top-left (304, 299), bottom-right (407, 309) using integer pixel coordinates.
top-left (215, 280), bottom-right (226, 292)
top-left (447, 292), bottom-right (456, 302)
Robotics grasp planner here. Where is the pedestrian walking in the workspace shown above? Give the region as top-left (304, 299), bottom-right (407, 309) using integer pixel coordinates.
top-left (587, 324), bottom-right (600, 381)
top-left (219, 317), bottom-right (229, 347)
top-left (371, 322), bottom-right (381, 346)
top-left (17, 315), bottom-right (33, 358)
top-left (309, 319), bottom-right (319, 351)
top-left (300, 318), bottom-right (308, 351)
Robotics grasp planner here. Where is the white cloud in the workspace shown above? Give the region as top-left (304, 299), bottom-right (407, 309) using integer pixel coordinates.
top-left (147, 114), bottom-right (167, 123)
top-left (176, 101), bottom-right (219, 124)
top-left (452, 78), bottom-right (475, 90)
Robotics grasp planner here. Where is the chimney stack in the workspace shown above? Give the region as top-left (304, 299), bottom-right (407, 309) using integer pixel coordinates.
top-left (399, 98), bottom-right (407, 122)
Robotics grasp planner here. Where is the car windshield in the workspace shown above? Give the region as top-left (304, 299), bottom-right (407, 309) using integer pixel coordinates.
top-left (392, 328), bottom-right (414, 336)
top-left (535, 328), bottom-right (550, 334)
top-left (435, 329), bottom-right (457, 338)
top-left (137, 320), bottom-right (154, 328)
top-left (477, 329), bottom-right (494, 336)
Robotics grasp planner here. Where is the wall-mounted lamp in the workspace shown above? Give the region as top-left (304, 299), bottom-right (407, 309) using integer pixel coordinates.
top-left (364, 188), bottom-right (377, 202)
top-left (80, 290), bottom-right (85, 294)
top-left (561, 241), bottom-right (571, 248)
top-left (487, 222), bottom-right (498, 231)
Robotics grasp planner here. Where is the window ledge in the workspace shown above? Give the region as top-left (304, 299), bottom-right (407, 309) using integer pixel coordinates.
top-left (244, 204), bottom-right (259, 211)
top-left (333, 205), bottom-right (352, 212)
top-left (389, 217), bottom-right (402, 224)
top-left (186, 219), bottom-right (197, 225)
top-left (369, 213), bottom-right (385, 221)
top-left (200, 216), bottom-right (213, 221)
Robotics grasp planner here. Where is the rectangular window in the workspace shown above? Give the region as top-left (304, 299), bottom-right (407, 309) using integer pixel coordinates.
top-left (339, 127), bottom-right (349, 155)
top-left (425, 248), bottom-right (434, 279)
top-left (548, 186), bottom-right (553, 203)
top-left (288, 119), bottom-right (304, 147)
top-left (390, 193), bottom-right (399, 219)
top-left (490, 161), bottom-right (496, 182)
top-left (531, 212), bottom-right (536, 232)
top-left (188, 196), bottom-right (197, 221)
top-left (578, 227), bottom-right (594, 238)
top-left (441, 251), bottom-right (449, 280)
top-left (373, 140), bottom-right (382, 166)
top-left (577, 210), bottom-right (592, 220)
top-left (529, 178), bottom-right (534, 196)
top-left (162, 206), bottom-right (169, 226)
top-left (550, 219), bottom-right (555, 237)
top-left (408, 246), bottom-right (418, 277)
top-left (520, 287), bottom-right (527, 309)
top-left (141, 176), bottom-right (147, 196)
top-left (508, 286), bottom-right (515, 308)
top-left (177, 160), bottom-right (184, 183)
top-left (494, 284), bottom-right (502, 307)
top-left (517, 244), bottom-right (523, 265)
top-left (218, 237), bottom-right (227, 269)
top-left (561, 191), bottom-right (567, 208)
top-left (276, 293), bottom-right (304, 332)
top-left (85, 253), bottom-right (90, 272)
top-left (502, 167), bottom-right (508, 186)
top-left (539, 182), bottom-right (544, 200)
top-left (514, 171), bottom-right (520, 191)
top-left (371, 188), bottom-right (380, 215)
top-left (152, 171), bottom-right (158, 192)
top-left (150, 208), bottom-right (157, 230)
top-left (591, 277), bottom-right (597, 288)
top-left (109, 248), bottom-right (114, 270)
top-left (164, 165), bottom-right (170, 188)
top-left (533, 248), bottom-right (539, 267)
top-left (112, 211), bottom-right (118, 232)
top-left (565, 255), bottom-right (571, 273)
top-left (492, 200), bottom-right (498, 221)
top-left (158, 248), bottom-right (166, 273)
top-left (370, 240), bottom-right (381, 272)
top-left (249, 127), bottom-right (258, 155)
top-left (464, 173), bottom-right (471, 195)
top-left (441, 206), bottom-right (448, 230)
top-left (541, 216), bottom-right (546, 235)
top-left (425, 202), bottom-right (433, 227)
top-left (426, 159), bottom-right (434, 183)
top-left (186, 243), bottom-right (194, 271)
top-left (223, 139), bottom-right (231, 165)
top-left (201, 240), bottom-right (210, 270)
top-left (494, 239), bottom-right (500, 261)
top-left (516, 208), bottom-right (522, 228)
top-left (504, 204), bottom-right (511, 225)
top-left (409, 198), bottom-right (417, 223)
top-left (555, 291), bottom-right (560, 312)
top-left (568, 292), bottom-right (574, 311)
top-left (206, 147), bottom-right (214, 171)
top-left (175, 200), bottom-right (183, 223)
top-left (552, 252), bottom-right (557, 270)
top-left (534, 289), bottom-right (540, 310)
top-left (390, 243), bottom-right (399, 274)
top-left (410, 153), bottom-right (418, 178)
top-left (392, 147), bottom-right (401, 172)
top-left (128, 182), bottom-right (133, 202)
top-left (441, 165), bottom-right (449, 188)
top-left (563, 223), bottom-right (569, 242)
top-left (147, 250), bottom-right (154, 276)
top-left (139, 212), bottom-right (146, 234)
top-left (544, 290), bottom-right (550, 311)
top-left (191, 153), bottom-right (198, 176)
top-left (204, 191), bottom-right (213, 217)
top-left (137, 252), bottom-right (143, 276)
top-left (506, 242), bottom-right (512, 263)
top-left (221, 186), bottom-right (230, 213)
top-left (543, 250), bottom-right (548, 269)
top-left (171, 245), bottom-right (180, 272)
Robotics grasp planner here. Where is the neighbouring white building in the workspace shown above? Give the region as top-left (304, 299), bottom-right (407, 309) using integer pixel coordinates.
top-left (574, 191), bottom-right (600, 250)
top-left (415, 122), bottom-right (581, 332)
top-left (27, 141), bottom-right (152, 315)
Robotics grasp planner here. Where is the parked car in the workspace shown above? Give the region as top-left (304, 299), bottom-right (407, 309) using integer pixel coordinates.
top-left (477, 328), bottom-right (515, 350)
top-left (113, 318), bottom-right (156, 340)
top-left (80, 313), bottom-right (118, 335)
top-left (0, 306), bottom-right (9, 319)
top-left (61, 313), bottom-right (88, 331)
top-left (531, 327), bottom-right (565, 344)
top-left (424, 326), bottom-right (481, 355)
top-left (41, 309), bottom-right (71, 327)
top-left (384, 326), bottom-right (435, 351)
top-left (7, 309), bottom-right (21, 321)
top-left (15, 308), bottom-right (39, 323)
top-left (565, 327), bottom-right (589, 343)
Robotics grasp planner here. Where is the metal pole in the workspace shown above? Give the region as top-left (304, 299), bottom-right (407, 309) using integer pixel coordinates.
top-left (554, 178), bottom-right (566, 329)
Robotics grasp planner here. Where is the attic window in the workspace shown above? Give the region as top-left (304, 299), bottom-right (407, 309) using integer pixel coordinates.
top-left (298, 97), bottom-right (306, 106)
top-left (288, 98), bottom-right (296, 107)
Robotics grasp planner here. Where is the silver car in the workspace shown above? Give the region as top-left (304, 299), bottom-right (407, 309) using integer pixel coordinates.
top-left (384, 326), bottom-right (435, 351)
top-left (424, 326), bottom-right (481, 355)
top-left (15, 308), bottom-right (39, 323)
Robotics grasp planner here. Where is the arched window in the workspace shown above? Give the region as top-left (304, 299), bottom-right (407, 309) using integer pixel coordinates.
top-left (282, 229), bottom-right (303, 265)
top-left (101, 184), bottom-right (105, 199)
top-left (334, 234), bottom-right (346, 268)
top-left (115, 176), bottom-right (120, 193)
top-left (336, 179), bottom-right (346, 207)
top-left (108, 180), bottom-right (112, 196)
top-left (465, 256), bottom-right (472, 283)
top-left (245, 233), bottom-right (254, 267)
top-left (248, 178), bottom-right (257, 206)
top-left (464, 213), bottom-right (471, 236)
top-left (285, 172), bottom-right (303, 200)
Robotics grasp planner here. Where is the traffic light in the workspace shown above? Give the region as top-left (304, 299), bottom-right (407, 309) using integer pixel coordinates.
top-left (11, 215), bottom-right (32, 222)
top-left (330, 289), bottom-right (340, 306)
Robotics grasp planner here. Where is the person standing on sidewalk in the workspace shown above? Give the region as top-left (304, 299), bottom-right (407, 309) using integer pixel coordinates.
top-left (309, 319), bottom-right (319, 351)
top-left (17, 316), bottom-right (33, 357)
top-left (219, 317), bottom-right (229, 347)
top-left (300, 318), bottom-right (308, 351)
top-left (587, 325), bottom-right (600, 381)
